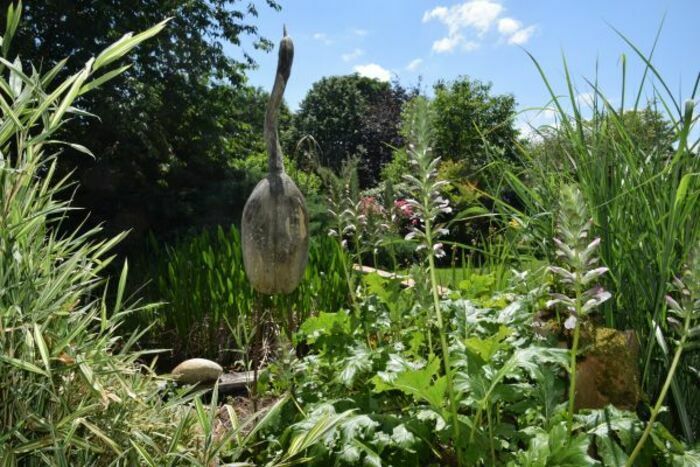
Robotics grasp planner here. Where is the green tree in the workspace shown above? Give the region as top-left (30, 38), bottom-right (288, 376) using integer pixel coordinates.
top-left (4, 0), bottom-right (281, 244)
top-left (383, 78), bottom-right (519, 189)
top-left (432, 76), bottom-right (519, 174)
top-left (287, 74), bottom-right (414, 187)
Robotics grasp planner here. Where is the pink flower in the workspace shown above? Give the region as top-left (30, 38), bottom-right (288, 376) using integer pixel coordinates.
top-left (394, 199), bottom-right (414, 218)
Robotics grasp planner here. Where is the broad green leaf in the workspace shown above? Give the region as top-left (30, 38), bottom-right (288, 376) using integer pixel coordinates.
top-left (596, 435), bottom-right (628, 467)
top-left (671, 448), bottom-right (700, 467)
top-left (391, 424), bottom-right (417, 449)
top-left (373, 357), bottom-right (446, 409)
top-left (338, 344), bottom-right (373, 387)
top-left (518, 423), bottom-right (597, 466)
top-left (298, 311), bottom-right (351, 344)
top-left (465, 325), bottom-right (511, 362)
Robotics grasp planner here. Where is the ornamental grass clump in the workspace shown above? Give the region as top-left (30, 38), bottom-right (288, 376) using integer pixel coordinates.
top-left (515, 38), bottom-right (700, 437)
top-left (0, 7), bottom-right (260, 464)
top-left (546, 184), bottom-right (611, 434)
top-left (627, 243), bottom-right (700, 465)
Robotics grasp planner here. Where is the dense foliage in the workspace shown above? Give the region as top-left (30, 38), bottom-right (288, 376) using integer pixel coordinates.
top-left (382, 76), bottom-right (520, 187)
top-left (130, 225), bottom-right (348, 363)
top-left (432, 77), bottom-right (519, 170)
top-left (0, 14), bottom-right (230, 463)
top-left (4, 0), bottom-right (283, 244)
top-left (249, 102), bottom-right (700, 466)
top-left (499, 52), bottom-right (700, 439)
top-left (2, 1), bottom-right (699, 465)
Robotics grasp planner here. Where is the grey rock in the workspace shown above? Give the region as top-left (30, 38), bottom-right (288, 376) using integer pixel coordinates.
top-left (172, 358), bottom-right (223, 384)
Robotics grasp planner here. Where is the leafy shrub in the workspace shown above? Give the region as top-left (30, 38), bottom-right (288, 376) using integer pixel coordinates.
top-left (230, 149), bottom-right (322, 196)
top-left (286, 74), bottom-right (414, 187)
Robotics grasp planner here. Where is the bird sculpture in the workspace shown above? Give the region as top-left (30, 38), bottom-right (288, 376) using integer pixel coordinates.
top-left (241, 27), bottom-right (309, 294)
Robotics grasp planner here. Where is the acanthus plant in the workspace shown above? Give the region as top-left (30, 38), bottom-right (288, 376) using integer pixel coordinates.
top-left (324, 158), bottom-right (362, 296)
top-left (324, 159), bottom-right (394, 346)
top-left (326, 159), bottom-right (393, 274)
top-left (399, 96), bottom-right (464, 464)
top-left (546, 184), bottom-right (611, 435)
top-left (358, 194), bottom-right (393, 268)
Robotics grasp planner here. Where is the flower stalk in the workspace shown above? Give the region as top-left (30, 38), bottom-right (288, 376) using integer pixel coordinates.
top-left (401, 97), bottom-right (462, 465)
top-left (546, 185), bottom-right (611, 436)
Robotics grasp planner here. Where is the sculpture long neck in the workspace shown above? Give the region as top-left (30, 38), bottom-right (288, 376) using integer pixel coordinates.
top-left (265, 30), bottom-right (294, 174)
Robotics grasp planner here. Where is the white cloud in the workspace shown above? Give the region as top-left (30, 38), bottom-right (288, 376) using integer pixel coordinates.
top-left (406, 58), bottom-right (423, 72)
top-left (352, 28), bottom-right (368, 37)
top-left (354, 63), bottom-right (391, 82)
top-left (497, 17), bottom-right (520, 35)
top-left (424, 1), bottom-right (536, 52)
top-left (312, 32), bottom-right (333, 45)
top-left (432, 35), bottom-right (480, 53)
top-left (423, 1), bottom-right (503, 36)
top-left (432, 34), bottom-right (464, 53)
top-left (422, 6), bottom-right (449, 23)
top-left (507, 25), bottom-right (536, 45)
top-left (342, 48), bottom-right (364, 62)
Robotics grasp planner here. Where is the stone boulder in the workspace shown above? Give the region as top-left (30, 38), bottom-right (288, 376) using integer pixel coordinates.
top-left (172, 358), bottom-right (223, 385)
top-left (574, 328), bottom-right (640, 411)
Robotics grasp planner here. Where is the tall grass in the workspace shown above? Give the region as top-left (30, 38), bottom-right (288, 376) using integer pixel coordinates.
top-left (130, 225), bottom-right (349, 362)
top-left (504, 28), bottom-right (700, 439)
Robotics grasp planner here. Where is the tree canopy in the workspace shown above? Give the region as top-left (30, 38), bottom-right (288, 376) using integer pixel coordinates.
top-left (287, 74), bottom-right (414, 187)
top-left (6, 0), bottom-right (281, 244)
top-left (431, 76), bottom-right (519, 174)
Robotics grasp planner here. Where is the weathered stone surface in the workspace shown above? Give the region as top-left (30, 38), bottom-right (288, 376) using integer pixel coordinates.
top-left (172, 358), bottom-right (223, 385)
top-left (194, 371), bottom-right (257, 402)
top-left (574, 328), bottom-right (640, 411)
top-left (242, 172), bottom-right (309, 294)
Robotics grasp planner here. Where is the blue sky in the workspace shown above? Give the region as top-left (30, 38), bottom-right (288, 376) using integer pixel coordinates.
top-left (229, 0), bottom-right (699, 133)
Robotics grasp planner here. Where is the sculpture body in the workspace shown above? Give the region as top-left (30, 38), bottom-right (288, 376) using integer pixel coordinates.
top-left (241, 28), bottom-right (309, 294)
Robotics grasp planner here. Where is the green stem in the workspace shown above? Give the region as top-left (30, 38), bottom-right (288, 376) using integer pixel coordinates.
top-left (487, 405), bottom-right (496, 466)
top-left (424, 206), bottom-right (462, 466)
top-left (567, 278), bottom-right (583, 436)
top-left (626, 323), bottom-right (688, 466)
top-left (567, 319), bottom-right (581, 435)
top-left (338, 230), bottom-right (372, 349)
